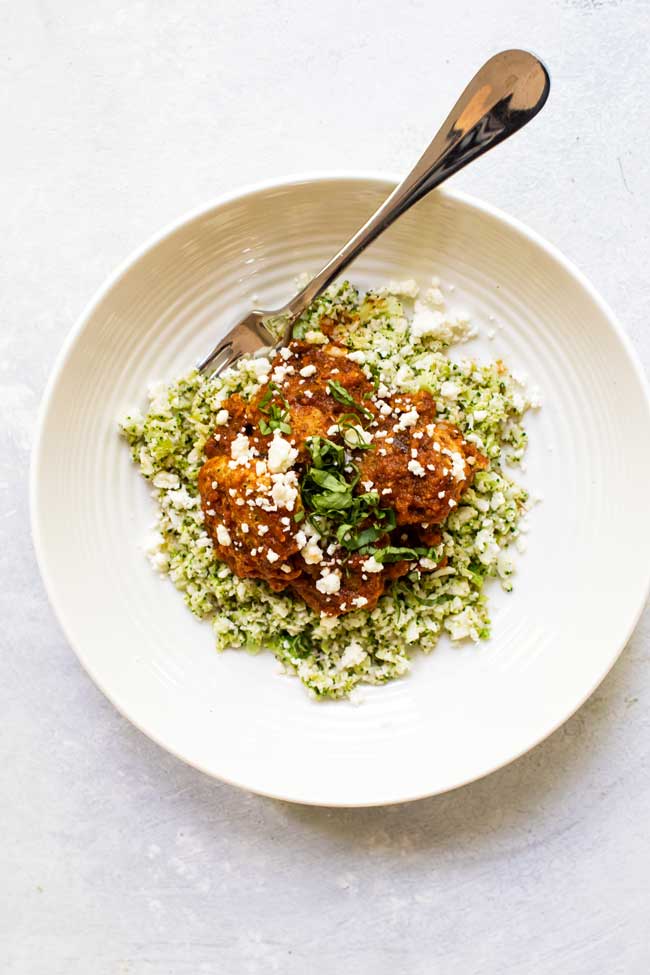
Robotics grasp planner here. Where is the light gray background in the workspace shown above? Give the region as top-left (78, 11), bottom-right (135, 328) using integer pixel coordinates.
top-left (3, 1), bottom-right (650, 972)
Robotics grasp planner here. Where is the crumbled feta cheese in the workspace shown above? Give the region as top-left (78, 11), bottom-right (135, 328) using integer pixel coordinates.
top-left (250, 357), bottom-right (272, 379)
top-left (267, 434), bottom-right (299, 474)
top-left (215, 409), bottom-right (229, 426)
top-left (299, 364), bottom-right (317, 377)
top-left (270, 471), bottom-right (299, 510)
top-left (230, 433), bottom-right (253, 466)
top-left (446, 450), bottom-right (466, 481)
top-left (316, 569), bottom-right (341, 594)
top-left (271, 365), bottom-right (290, 384)
top-left (408, 459), bottom-right (426, 477)
top-left (395, 408), bottom-right (419, 431)
top-left (301, 539), bottom-right (323, 565)
top-left (293, 530), bottom-right (307, 550)
top-left (266, 549), bottom-right (280, 563)
top-left (216, 525), bottom-right (232, 546)
top-left (361, 555), bottom-right (383, 573)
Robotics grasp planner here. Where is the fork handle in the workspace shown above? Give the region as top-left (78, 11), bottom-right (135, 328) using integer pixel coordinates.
top-left (281, 49), bottom-right (549, 332)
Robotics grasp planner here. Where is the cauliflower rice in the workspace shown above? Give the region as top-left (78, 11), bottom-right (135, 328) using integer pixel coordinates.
top-left (121, 277), bottom-right (537, 698)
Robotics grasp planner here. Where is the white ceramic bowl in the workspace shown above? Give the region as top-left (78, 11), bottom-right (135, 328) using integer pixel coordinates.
top-left (31, 175), bottom-right (650, 806)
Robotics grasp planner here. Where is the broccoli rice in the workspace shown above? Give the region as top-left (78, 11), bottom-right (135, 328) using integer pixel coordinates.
top-left (121, 277), bottom-right (538, 698)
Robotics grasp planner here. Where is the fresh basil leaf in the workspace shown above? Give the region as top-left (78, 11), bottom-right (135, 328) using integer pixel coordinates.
top-left (258, 383), bottom-right (278, 415)
top-left (349, 524), bottom-right (386, 549)
top-left (373, 545), bottom-right (423, 564)
top-left (327, 380), bottom-right (373, 421)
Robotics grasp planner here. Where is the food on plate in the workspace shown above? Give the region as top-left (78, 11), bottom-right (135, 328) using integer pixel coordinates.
top-left (121, 278), bottom-right (538, 698)
top-left (198, 342), bottom-right (486, 617)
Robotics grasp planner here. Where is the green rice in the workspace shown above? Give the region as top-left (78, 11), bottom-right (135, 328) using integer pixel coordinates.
top-left (121, 277), bottom-right (538, 698)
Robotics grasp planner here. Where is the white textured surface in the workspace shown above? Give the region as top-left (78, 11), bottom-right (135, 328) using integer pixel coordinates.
top-left (4, 1), bottom-right (650, 971)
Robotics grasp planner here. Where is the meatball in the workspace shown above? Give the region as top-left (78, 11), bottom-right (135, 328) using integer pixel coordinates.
top-left (359, 391), bottom-right (487, 526)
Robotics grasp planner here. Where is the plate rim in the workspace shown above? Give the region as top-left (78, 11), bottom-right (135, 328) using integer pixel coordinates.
top-left (30, 173), bottom-right (650, 806)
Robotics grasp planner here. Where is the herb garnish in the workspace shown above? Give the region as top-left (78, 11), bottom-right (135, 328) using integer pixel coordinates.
top-left (337, 412), bottom-right (375, 451)
top-left (327, 380), bottom-right (374, 422)
top-left (371, 544), bottom-right (441, 564)
top-left (299, 438), bottom-right (441, 566)
top-left (300, 437), bottom-right (392, 550)
top-left (258, 383), bottom-right (291, 435)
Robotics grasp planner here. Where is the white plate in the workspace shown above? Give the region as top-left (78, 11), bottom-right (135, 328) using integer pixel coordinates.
top-left (31, 175), bottom-right (650, 806)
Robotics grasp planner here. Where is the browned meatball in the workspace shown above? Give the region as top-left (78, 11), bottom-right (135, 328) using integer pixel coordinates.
top-left (359, 391), bottom-right (487, 526)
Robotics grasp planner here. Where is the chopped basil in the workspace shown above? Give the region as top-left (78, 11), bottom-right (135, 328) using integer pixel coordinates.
top-left (369, 543), bottom-right (442, 564)
top-left (258, 382), bottom-right (291, 435)
top-left (301, 437), bottom-right (395, 551)
top-left (327, 380), bottom-right (373, 422)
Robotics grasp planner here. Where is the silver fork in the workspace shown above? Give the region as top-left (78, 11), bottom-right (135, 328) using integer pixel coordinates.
top-left (197, 49), bottom-right (550, 377)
